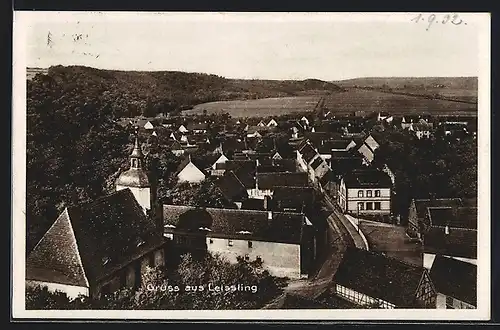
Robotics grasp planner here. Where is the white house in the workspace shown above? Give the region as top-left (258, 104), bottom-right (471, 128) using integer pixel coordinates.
top-left (267, 118), bottom-right (278, 127)
top-left (176, 156), bottom-right (206, 183)
top-left (144, 121), bottom-right (155, 130)
top-left (338, 169), bottom-right (392, 215)
top-left (178, 124), bottom-right (188, 133)
top-left (162, 206), bottom-right (316, 279)
top-left (211, 153), bottom-right (229, 170)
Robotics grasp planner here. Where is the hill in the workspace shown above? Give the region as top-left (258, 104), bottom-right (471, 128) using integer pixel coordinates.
top-left (334, 77), bottom-right (478, 104)
top-left (27, 66), bottom-right (343, 118)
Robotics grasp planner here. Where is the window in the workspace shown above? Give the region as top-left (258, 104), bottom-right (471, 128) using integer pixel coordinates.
top-left (374, 202), bottom-right (381, 210)
top-left (358, 190), bottom-right (364, 198)
top-left (357, 202), bottom-right (364, 211)
top-left (248, 241), bottom-right (253, 248)
top-left (245, 254), bottom-right (250, 261)
top-left (228, 239), bottom-right (233, 247)
top-left (256, 256), bottom-right (262, 263)
top-left (366, 202), bottom-right (373, 210)
top-left (375, 190), bottom-right (381, 197)
top-left (366, 190), bottom-right (372, 197)
top-left (164, 233), bottom-right (173, 240)
top-left (209, 238), bottom-right (214, 244)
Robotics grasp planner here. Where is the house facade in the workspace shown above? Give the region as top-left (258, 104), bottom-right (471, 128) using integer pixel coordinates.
top-left (338, 170), bottom-right (392, 215)
top-left (162, 206), bottom-right (316, 279)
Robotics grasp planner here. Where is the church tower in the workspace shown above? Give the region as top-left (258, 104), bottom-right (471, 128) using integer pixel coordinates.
top-left (116, 132), bottom-right (151, 214)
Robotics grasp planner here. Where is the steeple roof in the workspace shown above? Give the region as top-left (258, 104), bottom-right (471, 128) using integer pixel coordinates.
top-left (130, 136), bottom-right (144, 159)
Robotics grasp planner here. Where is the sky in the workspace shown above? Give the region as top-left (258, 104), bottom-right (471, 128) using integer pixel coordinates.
top-left (18, 12), bottom-right (484, 81)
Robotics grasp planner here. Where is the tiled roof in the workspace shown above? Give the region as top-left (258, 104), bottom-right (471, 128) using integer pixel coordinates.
top-left (27, 189), bottom-right (164, 286)
top-left (272, 186), bottom-right (315, 210)
top-left (429, 255), bottom-right (476, 306)
top-left (413, 198), bottom-right (464, 221)
top-left (257, 159), bottom-right (297, 173)
top-left (318, 140), bottom-right (353, 154)
top-left (299, 143), bottom-right (318, 164)
top-left (257, 172), bottom-right (309, 190)
top-left (428, 206), bottom-right (477, 230)
top-left (333, 247), bottom-right (426, 307)
top-left (216, 171), bottom-right (248, 202)
top-left (162, 205), bottom-right (305, 244)
top-left (342, 169), bottom-right (392, 188)
top-left (310, 157), bottom-right (324, 170)
top-left (423, 227), bottom-right (477, 259)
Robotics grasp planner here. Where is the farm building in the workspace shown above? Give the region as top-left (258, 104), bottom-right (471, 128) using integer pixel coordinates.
top-left (429, 255), bottom-right (476, 309)
top-left (161, 206), bottom-right (316, 279)
top-left (26, 189), bottom-right (166, 300)
top-left (332, 247), bottom-right (436, 308)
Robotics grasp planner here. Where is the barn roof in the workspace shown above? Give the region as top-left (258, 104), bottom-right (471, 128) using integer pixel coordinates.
top-left (27, 189), bottom-right (164, 286)
top-left (162, 205), bottom-right (305, 244)
top-left (429, 255), bottom-right (476, 306)
top-left (257, 172), bottom-right (309, 190)
top-left (333, 247), bottom-right (427, 307)
top-left (342, 169), bottom-right (392, 189)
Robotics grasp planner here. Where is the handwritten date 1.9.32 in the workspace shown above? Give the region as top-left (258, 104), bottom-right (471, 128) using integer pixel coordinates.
top-left (411, 13), bottom-right (467, 31)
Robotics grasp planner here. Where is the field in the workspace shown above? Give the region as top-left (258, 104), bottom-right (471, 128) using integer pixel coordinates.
top-left (183, 96), bottom-right (322, 118)
top-left (322, 88), bottom-right (477, 116)
top-left (335, 77), bottom-right (478, 104)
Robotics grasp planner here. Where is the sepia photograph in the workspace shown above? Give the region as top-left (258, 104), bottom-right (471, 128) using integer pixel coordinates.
top-left (11, 11), bottom-right (491, 320)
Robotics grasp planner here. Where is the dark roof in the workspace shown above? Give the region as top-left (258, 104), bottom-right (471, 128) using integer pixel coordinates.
top-left (310, 157), bottom-right (324, 170)
top-left (257, 159), bottom-right (297, 173)
top-left (27, 189), bottom-right (164, 286)
top-left (224, 160), bottom-right (256, 173)
top-left (428, 206), bottom-right (477, 230)
top-left (216, 171), bottom-right (248, 202)
top-left (342, 170), bottom-right (392, 188)
top-left (423, 227), bottom-right (477, 259)
top-left (429, 255), bottom-right (477, 306)
top-left (257, 172), bottom-right (309, 190)
top-left (240, 198), bottom-right (266, 211)
top-left (413, 198), bottom-right (464, 221)
top-left (318, 140), bottom-right (353, 154)
top-left (333, 247), bottom-right (427, 307)
top-left (222, 138), bottom-right (246, 153)
top-left (162, 205), bottom-right (305, 244)
top-left (299, 143), bottom-right (318, 164)
top-left (233, 167), bottom-right (256, 189)
top-left (272, 186), bottom-right (315, 210)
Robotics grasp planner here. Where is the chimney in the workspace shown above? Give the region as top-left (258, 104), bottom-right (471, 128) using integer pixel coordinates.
top-left (445, 225), bottom-right (449, 235)
top-left (268, 211), bottom-right (273, 220)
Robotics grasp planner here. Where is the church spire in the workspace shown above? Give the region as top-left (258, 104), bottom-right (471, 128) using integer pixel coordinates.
top-left (130, 128), bottom-right (144, 169)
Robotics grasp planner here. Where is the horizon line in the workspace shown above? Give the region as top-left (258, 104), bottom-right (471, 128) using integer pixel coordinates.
top-left (26, 65), bottom-right (479, 82)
